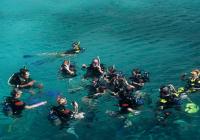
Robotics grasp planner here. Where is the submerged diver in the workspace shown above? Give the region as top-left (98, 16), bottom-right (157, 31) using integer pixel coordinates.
top-left (8, 67), bottom-right (43, 90)
top-left (48, 96), bottom-right (85, 127)
top-left (60, 60), bottom-right (77, 77)
top-left (2, 88), bottom-right (47, 117)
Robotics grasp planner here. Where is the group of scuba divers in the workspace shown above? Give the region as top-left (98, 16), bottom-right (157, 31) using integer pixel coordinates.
top-left (2, 41), bottom-right (200, 129)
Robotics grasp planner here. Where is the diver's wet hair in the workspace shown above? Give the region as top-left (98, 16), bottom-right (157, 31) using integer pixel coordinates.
top-left (132, 68), bottom-right (141, 74)
top-left (11, 88), bottom-right (22, 97)
top-left (20, 66), bottom-right (29, 75)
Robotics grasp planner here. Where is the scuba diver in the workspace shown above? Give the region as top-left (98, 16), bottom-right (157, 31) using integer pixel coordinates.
top-left (109, 74), bottom-right (135, 96)
top-left (60, 60), bottom-right (77, 77)
top-left (156, 84), bottom-right (183, 124)
top-left (2, 88), bottom-right (47, 117)
top-left (182, 70), bottom-right (200, 93)
top-left (8, 66), bottom-right (43, 90)
top-left (86, 78), bottom-right (107, 98)
top-left (118, 93), bottom-right (144, 114)
top-left (83, 57), bottom-right (105, 79)
top-left (48, 96), bottom-right (85, 127)
top-left (63, 41), bottom-right (83, 55)
top-left (129, 68), bottom-right (150, 90)
top-left (104, 65), bottom-right (118, 83)
top-left (23, 41), bottom-right (84, 58)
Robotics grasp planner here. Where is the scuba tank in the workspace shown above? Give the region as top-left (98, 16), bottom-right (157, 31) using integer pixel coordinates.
top-left (2, 97), bottom-right (13, 116)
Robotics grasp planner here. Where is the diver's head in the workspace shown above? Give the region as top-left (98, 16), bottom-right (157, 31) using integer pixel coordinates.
top-left (57, 96), bottom-right (67, 105)
top-left (92, 59), bottom-right (99, 67)
top-left (11, 88), bottom-right (22, 99)
top-left (160, 86), bottom-right (170, 96)
top-left (132, 68), bottom-right (141, 77)
top-left (63, 60), bottom-right (69, 65)
top-left (72, 41), bottom-right (80, 50)
top-left (191, 70), bottom-right (199, 79)
top-left (20, 67), bottom-right (30, 79)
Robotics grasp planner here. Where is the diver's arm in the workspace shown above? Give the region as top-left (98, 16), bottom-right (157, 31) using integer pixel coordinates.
top-left (72, 101), bottom-right (79, 114)
top-left (97, 66), bottom-right (104, 74)
top-left (71, 101), bottom-right (85, 119)
top-left (25, 101), bottom-right (47, 109)
top-left (131, 81), bottom-right (144, 86)
top-left (19, 80), bottom-right (36, 88)
top-left (96, 56), bottom-right (104, 74)
top-left (127, 107), bottom-right (141, 115)
top-left (168, 84), bottom-right (177, 93)
top-left (124, 79), bottom-right (135, 88)
top-left (64, 65), bottom-right (74, 74)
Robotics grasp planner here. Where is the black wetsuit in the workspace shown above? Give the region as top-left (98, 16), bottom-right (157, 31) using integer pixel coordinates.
top-left (106, 71), bottom-right (117, 82)
top-left (64, 48), bottom-right (82, 55)
top-left (119, 96), bottom-right (137, 113)
top-left (4, 97), bottom-right (26, 116)
top-left (87, 80), bottom-right (107, 98)
top-left (159, 93), bottom-right (181, 110)
top-left (84, 64), bottom-right (104, 79)
top-left (9, 72), bottom-right (33, 89)
top-left (129, 76), bottom-right (144, 90)
top-left (185, 78), bottom-right (200, 91)
top-left (60, 64), bottom-right (77, 77)
top-left (51, 105), bottom-right (73, 123)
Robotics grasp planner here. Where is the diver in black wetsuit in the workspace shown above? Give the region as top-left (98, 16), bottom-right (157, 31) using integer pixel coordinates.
top-left (48, 96), bottom-right (84, 127)
top-left (83, 57), bottom-right (105, 79)
top-left (60, 60), bottom-right (77, 77)
top-left (129, 68), bottom-right (149, 90)
top-left (8, 67), bottom-right (43, 90)
top-left (23, 41), bottom-right (84, 58)
top-left (63, 41), bottom-right (83, 55)
top-left (184, 70), bottom-right (200, 93)
top-left (86, 78), bottom-right (107, 98)
top-left (156, 84), bottom-right (182, 124)
top-left (2, 88), bottom-right (47, 117)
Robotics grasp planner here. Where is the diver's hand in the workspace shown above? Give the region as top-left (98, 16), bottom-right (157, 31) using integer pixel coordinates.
top-left (70, 71), bottom-right (75, 75)
top-left (72, 101), bottom-right (78, 108)
top-left (19, 80), bottom-right (35, 88)
top-left (28, 80), bottom-right (36, 86)
top-left (97, 66), bottom-right (104, 74)
top-left (72, 101), bottom-right (79, 114)
top-left (43, 101), bottom-right (47, 104)
top-left (40, 101), bottom-right (47, 105)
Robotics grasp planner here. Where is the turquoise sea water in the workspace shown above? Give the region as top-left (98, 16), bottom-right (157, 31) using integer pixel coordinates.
top-left (0, 0), bottom-right (200, 139)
